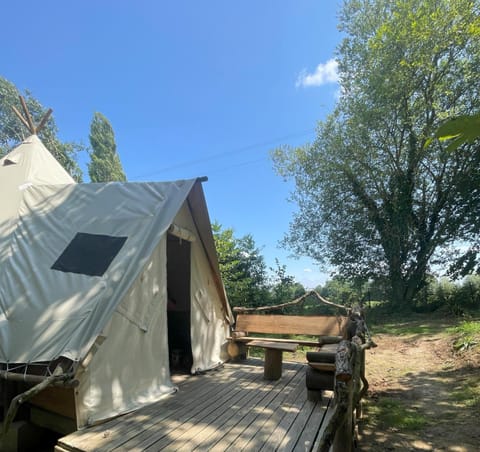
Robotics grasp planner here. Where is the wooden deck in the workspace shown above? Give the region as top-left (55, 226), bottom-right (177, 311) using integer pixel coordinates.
top-left (56, 359), bottom-right (333, 452)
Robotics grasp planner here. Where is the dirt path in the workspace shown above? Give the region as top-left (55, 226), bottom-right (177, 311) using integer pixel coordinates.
top-left (357, 322), bottom-right (480, 451)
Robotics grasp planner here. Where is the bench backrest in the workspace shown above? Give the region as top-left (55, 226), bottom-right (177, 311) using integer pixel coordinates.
top-left (235, 314), bottom-right (347, 337)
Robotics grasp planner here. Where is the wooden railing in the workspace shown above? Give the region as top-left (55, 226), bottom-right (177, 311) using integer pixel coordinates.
top-left (230, 294), bottom-right (376, 451)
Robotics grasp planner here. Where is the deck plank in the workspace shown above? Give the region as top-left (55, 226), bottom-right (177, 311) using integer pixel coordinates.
top-left (58, 366), bottom-right (243, 451)
top-left (213, 364), bottom-right (302, 451)
top-left (141, 370), bottom-right (267, 451)
top-left (292, 397), bottom-right (331, 451)
top-left (111, 368), bottom-right (255, 451)
top-left (256, 376), bottom-right (309, 452)
top-left (172, 369), bottom-right (268, 451)
top-left (57, 359), bottom-right (333, 452)
top-left (239, 368), bottom-right (306, 451)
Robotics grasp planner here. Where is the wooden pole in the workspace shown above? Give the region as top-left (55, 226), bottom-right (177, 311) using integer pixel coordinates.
top-left (0, 369), bottom-right (78, 387)
top-left (35, 108), bottom-right (53, 134)
top-left (11, 105), bottom-right (31, 131)
top-left (19, 96), bottom-right (35, 133)
top-left (10, 96), bottom-right (53, 136)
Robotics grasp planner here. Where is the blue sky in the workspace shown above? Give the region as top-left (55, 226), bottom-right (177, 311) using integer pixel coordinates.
top-left (2, 1), bottom-right (342, 288)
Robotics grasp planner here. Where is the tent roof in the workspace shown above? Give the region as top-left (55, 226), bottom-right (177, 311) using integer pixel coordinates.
top-left (0, 137), bottom-right (230, 365)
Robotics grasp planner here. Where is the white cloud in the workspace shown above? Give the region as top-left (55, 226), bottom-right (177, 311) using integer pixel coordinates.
top-left (296, 59), bottom-right (339, 88)
top-left (303, 268), bottom-right (312, 273)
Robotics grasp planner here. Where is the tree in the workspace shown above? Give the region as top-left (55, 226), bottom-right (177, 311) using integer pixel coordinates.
top-left (212, 222), bottom-right (270, 308)
top-left (269, 259), bottom-right (305, 308)
top-left (273, 0), bottom-right (480, 308)
top-left (0, 76), bottom-right (83, 181)
top-left (88, 112), bottom-right (126, 182)
top-left (320, 276), bottom-right (358, 306)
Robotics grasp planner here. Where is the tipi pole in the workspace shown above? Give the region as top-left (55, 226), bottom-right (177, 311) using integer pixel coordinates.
top-left (10, 96), bottom-right (53, 135)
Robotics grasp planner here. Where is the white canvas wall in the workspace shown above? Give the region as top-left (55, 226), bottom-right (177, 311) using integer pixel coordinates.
top-left (75, 238), bottom-right (175, 428)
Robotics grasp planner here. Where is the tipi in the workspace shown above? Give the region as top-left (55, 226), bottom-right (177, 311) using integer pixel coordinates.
top-left (0, 102), bottom-right (232, 432)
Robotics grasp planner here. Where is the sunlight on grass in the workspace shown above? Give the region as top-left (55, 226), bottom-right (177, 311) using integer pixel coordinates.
top-left (449, 377), bottom-right (480, 410)
top-left (371, 322), bottom-right (446, 336)
top-left (446, 320), bottom-right (480, 351)
top-left (367, 398), bottom-right (428, 431)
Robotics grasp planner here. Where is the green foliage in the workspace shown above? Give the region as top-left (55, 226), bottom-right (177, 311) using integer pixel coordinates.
top-left (434, 112), bottom-right (480, 151)
top-left (414, 275), bottom-right (480, 315)
top-left (273, 0), bottom-right (480, 308)
top-left (88, 112), bottom-right (126, 182)
top-left (320, 276), bottom-right (358, 306)
top-left (212, 223), bottom-right (308, 309)
top-left (268, 259), bottom-right (306, 312)
top-left (0, 76), bottom-right (83, 181)
top-left (212, 222), bottom-right (270, 308)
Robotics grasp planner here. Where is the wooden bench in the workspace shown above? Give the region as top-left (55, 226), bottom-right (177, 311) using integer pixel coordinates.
top-left (228, 314), bottom-right (348, 369)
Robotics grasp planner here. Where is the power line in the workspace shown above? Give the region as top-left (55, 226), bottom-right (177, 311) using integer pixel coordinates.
top-left (129, 128), bottom-right (315, 180)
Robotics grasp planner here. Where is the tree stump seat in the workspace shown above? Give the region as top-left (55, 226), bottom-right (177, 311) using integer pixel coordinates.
top-left (305, 343), bottom-right (338, 399)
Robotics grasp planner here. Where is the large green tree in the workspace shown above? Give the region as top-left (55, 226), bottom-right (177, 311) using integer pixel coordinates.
top-left (88, 112), bottom-right (126, 182)
top-left (0, 76), bottom-right (83, 181)
top-left (273, 0), bottom-right (480, 307)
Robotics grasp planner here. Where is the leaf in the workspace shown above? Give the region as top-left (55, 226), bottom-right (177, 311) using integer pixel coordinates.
top-left (435, 113), bottom-right (480, 150)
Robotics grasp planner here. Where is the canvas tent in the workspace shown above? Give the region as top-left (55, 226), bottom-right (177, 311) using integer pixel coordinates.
top-left (0, 135), bottom-right (233, 430)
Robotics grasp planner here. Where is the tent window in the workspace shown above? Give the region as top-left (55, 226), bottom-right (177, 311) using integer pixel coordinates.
top-left (52, 232), bottom-right (127, 277)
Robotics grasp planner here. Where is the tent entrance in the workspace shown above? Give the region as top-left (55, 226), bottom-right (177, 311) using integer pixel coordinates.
top-left (166, 234), bottom-right (193, 374)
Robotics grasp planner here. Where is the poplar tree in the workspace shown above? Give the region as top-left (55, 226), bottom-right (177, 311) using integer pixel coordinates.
top-left (88, 112), bottom-right (126, 182)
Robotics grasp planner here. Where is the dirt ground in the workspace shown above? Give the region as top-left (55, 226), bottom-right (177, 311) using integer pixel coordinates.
top-left (357, 320), bottom-right (480, 451)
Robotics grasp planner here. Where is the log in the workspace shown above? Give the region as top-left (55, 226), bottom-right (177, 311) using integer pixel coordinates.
top-left (317, 381), bottom-right (350, 452)
top-left (264, 348), bottom-right (283, 380)
top-left (305, 366), bottom-right (334, 391)
top-left (333, 379), bottom-right (355, 452)
top-left (307, 389), bottom-right (323, 402)
top-left (335, 340), bottom-right (353, 382)
top-left (308, 362), bottom-right (335, 372)
top-left (306, 350), bottom-right (336, 363)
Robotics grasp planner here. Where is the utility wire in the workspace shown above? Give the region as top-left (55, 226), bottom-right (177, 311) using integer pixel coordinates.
top-left (129, 128), bottom-right (315, 180)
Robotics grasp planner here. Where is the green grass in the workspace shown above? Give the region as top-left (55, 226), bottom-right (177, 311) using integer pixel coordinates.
top-left (365, 302), bottom-right (480, 340)
top-left (366, 397), bottom-right (428, 431)
top-left (370, 322), bottom-right (447, 336)
top-left (450, 379), bottom-right (480, 408)
top-left (446, 320), bottom-right (480, 351)
top-left (449, 377), bottom-right (480, 410)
